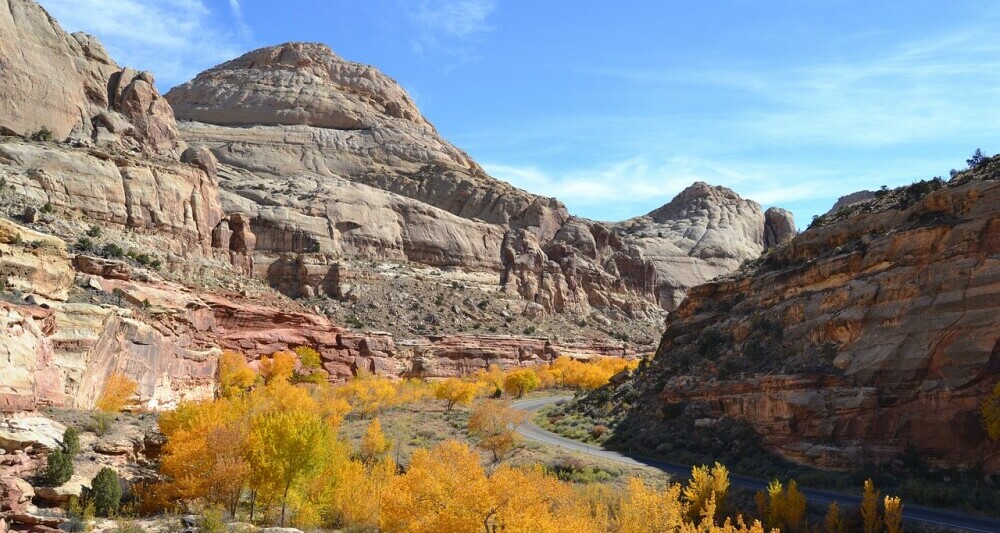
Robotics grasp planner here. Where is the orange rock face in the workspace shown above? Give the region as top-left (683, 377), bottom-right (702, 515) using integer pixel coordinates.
top-left (617, 168), bottom-right (1000, 472)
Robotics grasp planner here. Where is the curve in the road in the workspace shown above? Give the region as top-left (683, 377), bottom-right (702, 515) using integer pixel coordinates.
top-left (513, 396), bottom-right (1000, 533)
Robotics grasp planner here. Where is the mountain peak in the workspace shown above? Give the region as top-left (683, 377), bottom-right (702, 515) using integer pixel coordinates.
top-left (165, 41), bottom-right (426, 130)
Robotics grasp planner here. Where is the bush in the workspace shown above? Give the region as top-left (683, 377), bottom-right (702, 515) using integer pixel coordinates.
top-left (75, 237), bottom-right (94, 252)
top-left (41, 448), bottom-right (73, 486)
top-left (63, 427), bottom-right (82, 457)
top-left (198, 506), bottom-right (226, 533)
top-left (102, 243), bottom-right (124, 259)
top-left (91, 467), bottom-right (122, 517)
top-left (31, 126), bottom-right (54, 142)
top-left (39, 202), bottom-right (54, 214)
top-left (85, 225), bottom-right (102, 238)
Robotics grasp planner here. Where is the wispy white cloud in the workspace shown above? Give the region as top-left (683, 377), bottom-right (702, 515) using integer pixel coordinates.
top-left (405, 0), bottom-right (496, 67)
top-left (582, 25), bottom-right (1000, 148)
top-left (38, 0), bottom-right (249, 89)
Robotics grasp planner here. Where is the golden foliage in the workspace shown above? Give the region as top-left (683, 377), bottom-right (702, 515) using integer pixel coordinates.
top-left (764, 480), bottom-right (806, 532)
top-left (683, 462), bottom-right (729, 522)
top-left (335, 371), bottom-right (401, 417)
top-left (467, 399), bottom-right (526, 462)
top-left (96, 372), bottom-right (138, 412)
top-left (433, 378), bottom-right (481, 410)
top-left (983, 381), bottom-right (1000, 440)
top-left (473, 364), bottom-right (507, 396)
top-left (292, 346), bottom-right (321, 369)
top-left (551, 356), bottom-right (638, 390)
top-left (615, 477), bottom-right (686, 533)
top-left (258, 351), bottom-right (296, 384)
top-left (884, 495), bottom-right (903, 533)
top-left (360, 418), bottom-right (392, 465)
top-left (504, 369), bottom-right (541, 398)
top-left (218, 351), bottom-right (258, 398)
top-left (861, 479), bottom-right (881, 533)
top-left (823, 501), bottom-right (845, 533)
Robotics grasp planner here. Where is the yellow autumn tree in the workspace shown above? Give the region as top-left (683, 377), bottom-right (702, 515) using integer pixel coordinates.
top-left (861, 479), bottom-right (881, 533)
top-left (259, 351), bottom-right (296, 384)
top-left (983, 381), bottom-right (1000, 440)
top-left (765, 479), bottom-right (806, 532)
top-left (96, 372), bottom-right (139, 412)
top-left (683, 462), bottom-right (730, 523)
top-left (380, 440), bottom-right (492, 533)
top-left (360, 418), bottom-right (392, 465)
top-left (503, 369), bottom-right (541, 398)
top-left (245, 405), bottom-right (332, 526)
top-left (433, 378), bottom-right (481, 410)
top-left (824, 501), bottom-right (844, 533)
top-left (218, 351), bottom-right (258, 398)
top-left (884, 495), bottom-right (903, 533)
top-left (336, 371), bottom-right (400, 417)
top-left (474, 364), bottom-right (507, 396)
top-left (614, 477), bottom-right (686, 533)
top-left (467, 400), bottom-right (526, 462)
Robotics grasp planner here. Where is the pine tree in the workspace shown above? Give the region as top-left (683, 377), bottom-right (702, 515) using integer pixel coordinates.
top-left (91, 467), bottom-right (122, 517)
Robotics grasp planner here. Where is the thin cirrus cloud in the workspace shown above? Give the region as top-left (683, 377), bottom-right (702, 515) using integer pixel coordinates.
top-left (404, 0), bottom-right (496, 66)
top-left (483, 157), bottom-right (845, 223)
top-left (37, 0), bottom-right (249, 90)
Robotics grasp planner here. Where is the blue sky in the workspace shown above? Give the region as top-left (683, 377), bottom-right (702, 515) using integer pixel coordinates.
top-left (39, 1), bottom-right (1000, 226)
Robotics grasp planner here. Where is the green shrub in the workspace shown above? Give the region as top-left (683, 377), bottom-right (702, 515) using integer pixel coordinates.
top-left (198, 506), bottom-right (226, 533)
top-left (65, 495), bottom-right (95, 532)
top-left (41, 448), bottom-right (73, 486)
top-left (62, 427), bottom-right (82, 457)
top-left (31, 126), bottom-right (54, 142)
top-left (102, 243), bottom-right (124, 259)
top-left (91, 467), bottom-right (122, 517)
top-left (85, 225), bottom-right (102, 238)
top-left (75, 237), bottom-right (94, 252)
top-left (39, 202), bottom-right (54, 214)
top-left (90, 411), bottom-right (115, 436)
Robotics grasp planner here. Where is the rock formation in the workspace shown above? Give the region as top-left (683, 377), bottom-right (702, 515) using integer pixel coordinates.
top-left (166, 43), bottom-right (788, 317)
top-left (600, 165), bottom-right (1000, 472)
top-left (0, 0), bottom-right (182, 155)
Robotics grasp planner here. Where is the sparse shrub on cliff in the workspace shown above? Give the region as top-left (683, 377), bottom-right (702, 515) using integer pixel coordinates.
top-left (31, 125), bottom-right (54, 142)
top-left (39, 201), bottom-right (54, 213)
top-left (41, 448), bottom-right (74, 486)
top-left (102, 242), bottom-right (124, 259)
top-left (85, 225), bottom-right (102, 238)
top-left (74, 236), bottom-right (94, 252)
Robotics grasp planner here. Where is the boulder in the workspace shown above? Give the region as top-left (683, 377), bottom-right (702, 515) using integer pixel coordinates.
top-left (0, 416), bottom-right (65, 451)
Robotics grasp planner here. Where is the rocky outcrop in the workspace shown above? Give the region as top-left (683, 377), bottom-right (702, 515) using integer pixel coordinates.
top-left (167, 44), bottom-right (782, 317)
top-left (763, 207), bottom-right (796, 248)
top-left (606, 165), bottom-right (1000, 471)
top-left (0, 218), bottom-right (74, 300)
top-left (0, 140), bottom-right (223, 255)
top-left (0, 0), bottom-right (181, 155)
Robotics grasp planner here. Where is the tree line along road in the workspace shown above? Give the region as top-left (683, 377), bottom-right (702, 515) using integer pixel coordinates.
top-left (512, 396), bottom-right (1000, 533)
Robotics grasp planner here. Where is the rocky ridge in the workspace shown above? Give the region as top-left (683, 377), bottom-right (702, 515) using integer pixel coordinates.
top-left (594, 164), bottom-right (1000, 472)
top-left (166, 42), bottom-right (794, 318)
top-left (0, 1), bottom-right (789, 415)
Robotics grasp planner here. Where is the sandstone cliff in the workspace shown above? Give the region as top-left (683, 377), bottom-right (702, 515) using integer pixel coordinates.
top-left (594, 164), bottom-right (1000, 472)
top-left (166, 43), bottom-right (793, 318)
top-left (0, 0), bottom-right (182, 155)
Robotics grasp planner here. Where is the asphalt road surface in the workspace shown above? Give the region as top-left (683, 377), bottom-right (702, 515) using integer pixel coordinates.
top-left (513, 396), bottom-right (1000, 533)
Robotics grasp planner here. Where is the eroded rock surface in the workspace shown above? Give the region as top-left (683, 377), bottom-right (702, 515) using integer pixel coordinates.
top-left (0, 0), bottom-right (181, 155)
top-left (607, 165), bottom-right (1000, 471)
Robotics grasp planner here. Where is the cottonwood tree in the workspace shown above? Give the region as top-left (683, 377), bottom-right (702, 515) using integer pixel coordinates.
top-left (467, 400), bottom-right (526, 463)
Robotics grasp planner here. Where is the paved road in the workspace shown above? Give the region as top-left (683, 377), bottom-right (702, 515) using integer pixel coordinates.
top-left (513, 396), bottom-right (1000, 533)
